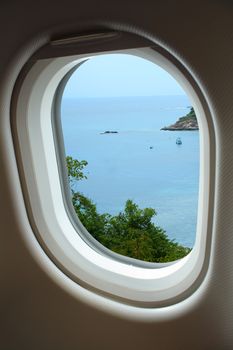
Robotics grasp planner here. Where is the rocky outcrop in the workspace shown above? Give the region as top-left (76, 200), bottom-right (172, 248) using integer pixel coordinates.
top-left (161, 107), bottom-right (199, 131)
top-left (100, 131), bottom-right (118, 134)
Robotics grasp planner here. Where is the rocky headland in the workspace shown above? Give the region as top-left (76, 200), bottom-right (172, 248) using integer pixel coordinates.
top-left (161, 107), bottom-right (198, 131)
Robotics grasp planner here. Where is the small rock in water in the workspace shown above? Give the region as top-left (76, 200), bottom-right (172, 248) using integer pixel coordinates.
top-left (100, 130), bottom-right (118, 134)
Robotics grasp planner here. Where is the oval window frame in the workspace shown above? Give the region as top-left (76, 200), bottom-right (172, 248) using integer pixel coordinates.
top-left (12, 32), bottom-right (215, 307)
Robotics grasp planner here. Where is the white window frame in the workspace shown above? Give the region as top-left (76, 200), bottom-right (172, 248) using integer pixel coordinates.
top-left (12, 41), bottom-right (214, 307)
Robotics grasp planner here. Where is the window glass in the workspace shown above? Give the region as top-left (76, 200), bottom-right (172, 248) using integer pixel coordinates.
top-left (60, 54), bottom-right (199, 263)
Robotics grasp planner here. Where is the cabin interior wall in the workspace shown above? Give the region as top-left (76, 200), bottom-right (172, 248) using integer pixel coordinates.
top-left (0, 1), bottom-right (233, 349)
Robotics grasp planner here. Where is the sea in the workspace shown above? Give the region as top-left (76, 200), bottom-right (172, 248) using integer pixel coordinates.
top-left (61, 95), bottom-right (199, 248)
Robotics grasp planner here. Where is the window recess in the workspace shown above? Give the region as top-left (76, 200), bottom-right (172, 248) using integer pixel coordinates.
top-left (12, 30), bottom-right (214, 307)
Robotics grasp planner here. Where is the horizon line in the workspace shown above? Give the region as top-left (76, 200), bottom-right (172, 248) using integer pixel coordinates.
top-left (63, 94), bottom-right (187, 99)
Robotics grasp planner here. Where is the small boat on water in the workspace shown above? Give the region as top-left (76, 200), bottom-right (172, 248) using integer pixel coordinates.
top-left (176, 137), bottom-right (182, 145)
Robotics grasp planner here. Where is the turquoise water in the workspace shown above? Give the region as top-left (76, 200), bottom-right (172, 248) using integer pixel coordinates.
top-left (61, 96), bottom-right (199, 248)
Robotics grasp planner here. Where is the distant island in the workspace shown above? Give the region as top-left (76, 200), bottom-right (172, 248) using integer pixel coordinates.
top-left (100, 131), bottom-right (118, 134)
top-left (161, 107), bottom-right (199, 131)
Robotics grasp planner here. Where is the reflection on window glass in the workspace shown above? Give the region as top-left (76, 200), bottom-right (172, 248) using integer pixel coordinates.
top-left (61, 54), bottom-right (199, 263)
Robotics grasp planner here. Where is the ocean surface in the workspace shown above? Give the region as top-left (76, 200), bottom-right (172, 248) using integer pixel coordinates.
top-left (61, 95), bottom-right (199, 248)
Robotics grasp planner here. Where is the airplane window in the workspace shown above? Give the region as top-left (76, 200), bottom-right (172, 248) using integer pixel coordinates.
top-left (14, 40), bottom-right (212, 305)
top-left (60, 54), bottom-right (200, 263)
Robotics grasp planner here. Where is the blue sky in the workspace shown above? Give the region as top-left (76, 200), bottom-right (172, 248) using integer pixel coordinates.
top-left (63, 54), bottom-right (185, 98)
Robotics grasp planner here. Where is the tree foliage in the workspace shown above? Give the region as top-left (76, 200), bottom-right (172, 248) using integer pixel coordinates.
top-left (179, 106), bottom-right (196, 122)
top-left (66, 156), bottom-right (191, 263)
top-left (66, 156), bottom-right (88, 182)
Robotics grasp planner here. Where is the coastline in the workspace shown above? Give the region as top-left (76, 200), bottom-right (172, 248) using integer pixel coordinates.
top-left (161, 106), bottom-right (199, 131)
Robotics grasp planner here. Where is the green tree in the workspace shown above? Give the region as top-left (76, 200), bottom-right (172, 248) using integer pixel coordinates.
top-left (188, 106), bottom-right (196, 118)
top-left (66, 156), bottom-right (88, 184)
top-left (72, 192), bottom-right (110, 241)
top-left (179, 106), bottom-right (196, 122)
top-left (66, 156), bottom-right (191, 263)
top-left (101, 200), bottom-right (190, 262)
